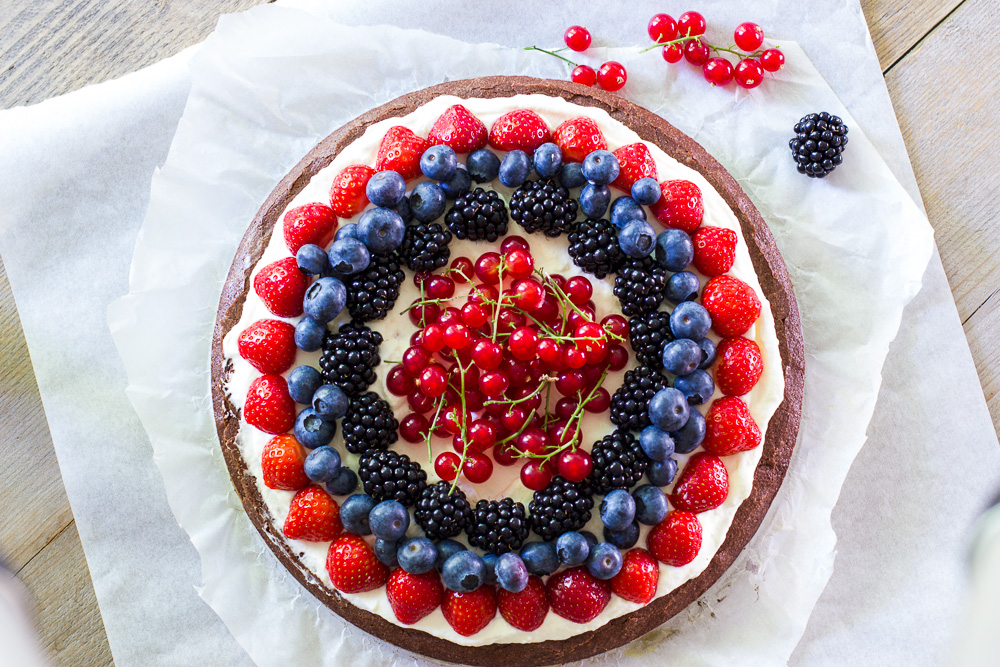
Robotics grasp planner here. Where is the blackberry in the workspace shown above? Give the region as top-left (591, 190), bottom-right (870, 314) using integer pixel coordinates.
top-left (610, 365), bottom-right (670, 432)
top-left (509, 178), bottom-right (579, 237)
top-left (567, 217), bottom-right (626, 278)
top-left (465, 497), bottom-right (529, 555)
top-left (613, 256), bottom-right (669, 317)
top-left (628, 311), bottom-right (674, 368)
top-left (343, 250), bottom-right (405, 322)
top-left (319, 321), bottom-right (382, 396)
top-left (398, 222), bottom-right (452, 272)
top-left (357, 449), bottom-right (427, 507)
top-left (789, 111), bottom-right (848, 178)
top-left (589, 429), bottom-right (650, 495)
top-left (444, 188), bottom-right (508, 242)
top-left (414, 481), bottom-right (473, 540)
top-left (341, 391), bottom-right (398, 454)
top-left (528, 476), bottom-right (594, 542)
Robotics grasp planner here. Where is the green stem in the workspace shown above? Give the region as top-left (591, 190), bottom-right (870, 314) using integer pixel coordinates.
top-left (523, 45), bottom-right (579, 68)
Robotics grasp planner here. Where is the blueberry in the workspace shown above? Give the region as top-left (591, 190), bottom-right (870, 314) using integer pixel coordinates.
top-left (619, 220), bottom-right (657, 258)
top-left (296, 244), bottom-right (329, 275)
top-left (357, 207), bottom-right (405, 254)
top-left (368, 500), bottom-right (410, 541)
top-left (303, 445), bottom-right (341, 483)
top-left (655, 229), bottom-right (694, 272)
top-left (335, 223), bottom-right (359, 241)
top-left (639, 425), bottom-right (675, 462)
top-left (467, 149), bottom-right (501, 183)
top-left (579, 183), bottom-right (610, 218)
top-left (581, 150), bottom-right (620, 185)
top-left (665, 271), bottom-right (701, 304)
top-left (697, 338), bottom-right (717, 369)
top-left (374, 538), bottom-right (399, 567)
top-left (600, 489), bottom-right (636, 531)
top-left (558, 161), bottom-right (587, 189)
top-left (586, 542), bottom-right (623, 580)
top-left (393, 195), bottom-right (412, 224)
top-left (631, 177), bottom-right (661, 206)
top-left (674, 370), bottom-right (715, 405)
top-left (633, 485), bottom-right (669, 525)
top-left (435, 539), bottom-right (466, 570)
top-left (495, 552), bottom-right (529, 593)
top-left (312, 384), bottom-right (348, 421)
top-left (287, 365), bottom-right (323, 404)
top-left (397, 537), bottom-right (437, 574)
top-left (327, 237), bottom-right (370, 276)
top-left (482, 553), bottom-right (498, 586)
top-left (366, 170), bottom-right (407, 207)
top-left (520, 542), bottom-right (559, 576)
top-left (670, 301), bottom-right (712, 340)
top-left (303, 277), bottom-right (346, 323)
top-left (325, 467), bottom-right (358, 496)
top-left (499, 150), bottom-right (531, 188)
top-left (610, 196), bottom-right (646, 229)
top-left (294, 318), bottom-right (326, 352)
top-left (602, 521), bottom-right (640, 549)
top-left (672, 410), bottom-right (706, 454)
top-left (647, 458), bottom-right (679, 486)
top-left (649, 387), bottom-right (691, 432)
top-left (581, 531), bottom-right (599, 549)
top-left (533, 142), bottom-right (563, 179)
top-left (420, 145), bottom-right (458, 182)
top-left (442, 550), bottom-right (486, 592)
top-left (555, 531), bottom-right (591, 566)
top-left (293, 408), bottom-right (336, 449)
top-left (340, 494), bottom-right (375, 535)
top-left (439, 168), bottom-right (472, 200)
top-left (409, 182), bottom-right (447, 223)
top-left (662, 338), bottom-right (703, 376)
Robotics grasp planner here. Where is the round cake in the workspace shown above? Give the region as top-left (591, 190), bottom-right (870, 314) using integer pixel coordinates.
top-left (211, 76), bottom-right (804, 665)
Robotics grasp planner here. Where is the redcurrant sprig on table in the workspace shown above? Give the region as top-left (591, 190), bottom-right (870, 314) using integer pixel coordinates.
top-left (524, 25), bottom-right (628, 92)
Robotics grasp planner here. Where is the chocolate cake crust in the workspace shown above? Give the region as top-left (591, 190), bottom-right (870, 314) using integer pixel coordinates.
top-left (211, 76), bottom-right (805, 666)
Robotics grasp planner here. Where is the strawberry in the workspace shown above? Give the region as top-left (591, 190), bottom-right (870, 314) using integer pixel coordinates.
top-left (701, 274), bottom-right (762, 337)
top-left (670, 452), bottom-right (729, 513)
top-left (441, 586), bottom-right (497, 636)
top-left (282, 203), bottom-right (338, 255)
top-left (646, 511), bottom-right (702, 567)
top-left (326, 534), bottom-right (389, 594)
top-left (261, 434), bottom-right (310, 491)
top-left (692, 226), bottom-right (737, 277)
top-left (376, 126), bottom-right (430, 181)
top-left (714, 337), bottom-right (763, 396)
top-left (283, 485), bottom-right (343, 542)
top-left (244, 374), bottom-right (296, 435)
top-left (427, 104), bottom-right (488, 154)
top-left (237, 319), bottom-right (297, 375)
top-left (610, 143), bottom-right (658, 192)
top-left (386, 568), bottom-right (444, 625)
top-left (610, 549), bottom-right (659, 604)
top-left (552, 117), bottom-right (607, 163)
top-left (651, 179), bottom-right (704, 232)
top-left (488, 109), bottom-right (552, 153)
top-left (703, 396), bottom-right (762, 456)
top-left (547, 566), bottom-right (611, 624)
top-left (497, 575), bottom-right (548, 631)
top-left (253, 257), bottom-right (309, 318)
top-left (329, 164), bottom-right (374, 218)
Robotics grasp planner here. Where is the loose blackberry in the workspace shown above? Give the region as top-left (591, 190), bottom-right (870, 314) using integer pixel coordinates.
top-left (319, 321), bottom-right (382, 396)
top-left (610, 365), bottom-right (670, 432)
top-left (398, 222), bottom-right (452, 272)
top-left (341, 391), bottom-right (398, 454)
top-left (628, 311), bottom-right (674, 368)
top-left (444, 188), bottom-right (508, 242)
top-left (465, 497), bottom-right (529, 555)
top-left (414, 481), bottom-right (473, 540)
top-left (567, 217), bottom-right (626, 278)
top-left (343, 250), bottom-right (405, 322)
top-left (509, 178), bottom-right (579, 237)
top-left (357, 449), bottom-right (427, 507)
top-left (613, 256), bottom-right (669, 317)
top-left (789, 111), bottom-right (848, 178)
top-left (589, 429), bottom-right (650, 495)
top-left (528, 476), bottom-right (594, 542)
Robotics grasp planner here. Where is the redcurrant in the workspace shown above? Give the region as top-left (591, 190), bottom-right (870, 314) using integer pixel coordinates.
top-left (520, 460), bottom-right (553, 491)
top-left (571, 65), bottom-right (597, 87)
top-left (703, 57), bottom-right (735, 86)
top-left (564, 25), bottom-right (592, 52)
top-left (647, 13), bottom-right (678, 42)
top-left (733, 22), bottom-right (764, 52)
top-left (735, 58), bottom-right (764, 89)
top-left (435, 452), bottom-right (462, 481)
top-left (677, 10), bottom-right (707, 37)
top-left (760, 48), bottom-right (785, 72)
top-left (597, 61), bottom-right (627, 92)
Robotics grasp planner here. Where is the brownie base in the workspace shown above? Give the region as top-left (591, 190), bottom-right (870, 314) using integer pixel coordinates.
top-left (211, 76), bottom-right (805, 666)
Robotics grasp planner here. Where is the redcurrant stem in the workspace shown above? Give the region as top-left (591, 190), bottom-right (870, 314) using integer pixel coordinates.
top-left (640, 34), bottom-right (771, 62)
top-left (516, 369), bottom-right (608, 464)
top-left (447, 358), bottom-right (471, 495)
top-left (523, 45), bottom-right (579, 68)
top-left (425, 392), bottom-right (448, 465)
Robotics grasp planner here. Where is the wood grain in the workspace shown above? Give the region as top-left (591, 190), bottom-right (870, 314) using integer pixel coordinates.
top-left (860, 0), bottom-right (964, 69)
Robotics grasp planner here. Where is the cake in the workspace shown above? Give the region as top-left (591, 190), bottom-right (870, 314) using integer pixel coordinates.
top-left (211, 76), bottom-right (804, 665)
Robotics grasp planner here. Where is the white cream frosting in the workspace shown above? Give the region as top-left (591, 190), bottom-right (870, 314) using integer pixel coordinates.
top-left (221, 94), bottom-right (784, 646)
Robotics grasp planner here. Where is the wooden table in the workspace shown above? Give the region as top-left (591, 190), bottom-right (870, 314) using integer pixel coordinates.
top-left (0, 1), bottom-right (994, 663)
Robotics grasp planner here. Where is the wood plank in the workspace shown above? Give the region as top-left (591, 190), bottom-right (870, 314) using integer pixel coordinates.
top-left (860, 0), bottom-right (964, 69)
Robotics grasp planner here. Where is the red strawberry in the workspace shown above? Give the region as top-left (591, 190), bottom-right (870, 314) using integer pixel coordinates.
top-left (326, 534), bottom-right (389, 594)
top-left (651, 180), bottom-right (704, 232)
top-left (427, 104), bottom-right (488, 154)
top-left (701, 274), bottom-right (762, 337)
top-left (376, 126), bottom-right (430, 181)
top-left (714, 337), bottom-right (763, 396)
top-left (329, 164), bottom-right (374, 218)
top-left (646, 511), bottom-right (702, 566)
top-left (547, 566), bottom-right (611, 624)
top-left (253, 257), bottom-right (309, 318)
top-left (237, 319), bottom-right (297, 375)
top-left (488, 109), bottom-right (552, 153)
top-left (703, 396), bottom-right (762, 456)
top-left (497, 575), bottom-right (548, 631)
top-left (386, 568), bottom-right (444, 624)
top-left (611, 549), bottom-right (659, 604)
top-left (244, 374), bottom-right (296, 435)
top-left (610, 143), bottom-right (658, 192)
top-left (441, 586), bottom-right (497, 636)
top-left (552, 117), bottom-right (607, 163)
top-left (261, 434), bottom-right (310, 491)
top-left (282, 203), bottom-right (338, 255)
top-left (692, 226), bottom-right (737, 277)
top-left (670, 453), bottom-right (729, 514)
top-left (283, 485), bottom-right (343, 542)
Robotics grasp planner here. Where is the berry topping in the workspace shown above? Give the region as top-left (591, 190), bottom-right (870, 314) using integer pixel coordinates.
top-left (651, 180), bottom-right (704, 233)
top-left (319, 320), bottom-right (382, 396)
top-left (646, 510), bottom-right (702, 566)
top-left (564, 25), bottom-right (592, 52)
top-left (387, 568), bottom-right (444, 625)
top-left (244, 374), bottom-right (296, 435)
top-left (442, 586), bottom-right (497, 636)
top-left (327, 534), bottom-right (389, 593)
top-left (610, 366), bottom-right (670, 433)
top-left (691, 226), bottom-right (737, 277)
top-left (701, 274), bottom-right (761, 337)
top-left (358, 449), bottom-right (427, 507)
top-left (376, 126), bottom-right (431, 180)
top-left (328, 164), bottom-right (374, 218)
top-left (237, 319), bottom-right (296, 375)
top-left (611, 548), bottom-right (658, 603)
top-left (509, 178), bottom-right (579, 237)
top-left (466, 498), bottom-right (530, 556)
top-left (261, 434), bottom-right (310, 491)
top-left (415, 481), bottom-right (473, 541)
top-left (343, 250), bottom-right (405, 322)
top-left (547, 566), bottom-right (611, 623)
top-left (567, 217), bottom-right (627, 278)
top-left (714, 337), bottom-right (763, 396)
top-left (552, 117), bottom-right (608, 163)
top-left (790, 112), bottom-right (849, 178)
top-left (597, 61), bottom-right (627, 92)
top-left (282, 203), bottom-right (338, 254)
top-left (702, 395), bottom-right (761, 456)
top-left (341, 391), bottom-right (399, 454)
top-left (398, 222), bottom-right (452, 272)
top-left (445, 188), bottom-right (509, 242)
top-left (488, 109), bottom-right (552, 153)
top-left (283, 485), bottom-right (343, 542)
top-left (588, 428), bottom-right (651, 495)
top-left (497, 575), bottom-right (549, 631)
top-left (628, 311), bottom-right (673, 368)
top-left (610, 143), bottom-right (658, 193)
top-left (670, 452), bottom-right (728, 513)
top-left (427, 104), bottom-right (488, 154)
top-left (614, 256), bottom-right (669, 317)
top-left (528, 476), bottom-right (594, 542)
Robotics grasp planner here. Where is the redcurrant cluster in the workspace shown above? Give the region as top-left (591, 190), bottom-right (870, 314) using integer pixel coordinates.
top-left (384, 237), bottom-right (631, 493)
top-left (525, 25), bottom-right (628, 93)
